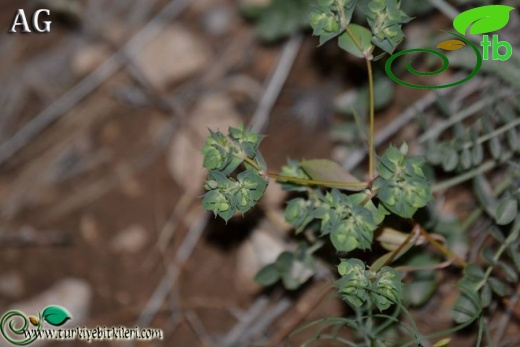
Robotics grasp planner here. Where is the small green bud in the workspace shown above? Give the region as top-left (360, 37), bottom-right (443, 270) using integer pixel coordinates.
top-left (371, 267), bottom-right (403, 311)
top-left (205, 180), bottom-right (218, 190)
top-left (285, 198), bottom-right (308, 226)
top-left (336, 259), bottom-right (370, 307)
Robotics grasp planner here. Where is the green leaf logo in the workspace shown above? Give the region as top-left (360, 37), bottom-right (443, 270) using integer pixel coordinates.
top-left (42, 306), bottom-right (71, 326)
top-left (453, 5), bottom-right (514, 35)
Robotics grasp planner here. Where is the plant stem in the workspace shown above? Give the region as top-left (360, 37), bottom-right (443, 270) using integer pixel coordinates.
top-left (267, 172), bottom-right (367, 190)
top-left (338, 2), bottom-right (376, 180)
top-left (417, 225), bottom-right (468, 267)
top-left (380, 225), bottom-right (418, 269)
top-left (240, 151), bottom-right (369, 190)
top-left (241, 155), bottom-right (261, 171)
top-left (366, 59), bottom-right (375, 180)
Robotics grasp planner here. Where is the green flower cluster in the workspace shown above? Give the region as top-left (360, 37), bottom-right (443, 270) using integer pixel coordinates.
top-left (337, 258), bottom-right (403, 311)
top-left (373, 144), bottom-right (432, 219)
top-left (364, 0), bottom-right (411, 54)
top-left (285, 189), bottom-right (380, 252)
top-left (309, 0), bottom-right (357, 45)
top-left (202, 125), bottom-right (268, 222)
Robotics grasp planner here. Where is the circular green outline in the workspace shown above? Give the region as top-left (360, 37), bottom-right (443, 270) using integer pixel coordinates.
top-left (1, 310), bottom-right (41, 346)
top-left (385, 31), bottom-right (483, 89)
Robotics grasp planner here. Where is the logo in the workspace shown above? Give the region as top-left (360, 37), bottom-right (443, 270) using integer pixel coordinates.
top-left (385, 5), bottom-right (515, 89)
top-left (1, 306), bottom-right (71, 345)
top-left (1, 305), bottom-right (163, 345)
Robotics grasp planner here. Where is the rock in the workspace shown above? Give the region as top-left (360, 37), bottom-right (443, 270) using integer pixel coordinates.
top-left (201, 5), bottom-right (235, 36)
top-left (134, 24), bottom-right (211, 90)
top-left (235, 224), bottom-right (286, 294)
top-left (7, 279), bottom-right (91, 347)
top-left (80, 214), bottom-right (100, 245)
top-left (167, 93), bottom-right (240, 196)
top-left (0, 272), bottom-right (24, 299)
top-left (110, 224), bottom-right (148, 254)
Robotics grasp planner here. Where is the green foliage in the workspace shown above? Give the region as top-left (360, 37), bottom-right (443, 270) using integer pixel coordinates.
top-left (312, 189), bottom-right (377, 252)
top-left (300, 159), bottom-right (362, 188)
top-left (373, 144), bottom-right (432, 218)
top-left (338, 24), bottom-right (374, 58)
top-left (309, 0), bottom-right (356, 46)
top-left (255, 245), bottom-right (317, 290)
top-left (454, 221), bottom-right (519, 323)
top-left (336, 259), bottom-right (403, 311)
top-left (310, 0), bottom-right (409, 57)
top-left (361, 0), bottom-right (411, 54)
top-left (495, 195), bottom-right (518, 225)
top-left (202, 125), bottom-right (268, 222)
top-left (201, 2), bottom-right (520, 344)
top-left (241, 0), bottom-right (311, 42)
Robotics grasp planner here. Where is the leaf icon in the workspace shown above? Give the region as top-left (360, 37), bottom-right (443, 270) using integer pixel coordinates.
top-left (42, 306), bottom-right (71, 326)
top-left (437, 39), bottom-right (465, 51)
top-left (453, 5), bottom-right (514, 35)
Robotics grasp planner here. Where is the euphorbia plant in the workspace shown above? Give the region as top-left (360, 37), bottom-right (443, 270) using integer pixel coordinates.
top-left (199, 1), bottom-right (511, 345)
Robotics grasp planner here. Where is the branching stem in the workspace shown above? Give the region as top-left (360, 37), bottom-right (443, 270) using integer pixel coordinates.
top-left (267, 172), bottom-right (367, 190)
top-left (418, 225), bottom-right (468, 267)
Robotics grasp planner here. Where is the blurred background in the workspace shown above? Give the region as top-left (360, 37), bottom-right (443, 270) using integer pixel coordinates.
top-left (0, 0), bottom-right (518, 346)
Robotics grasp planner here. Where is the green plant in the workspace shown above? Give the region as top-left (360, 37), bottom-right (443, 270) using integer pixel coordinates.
top-left (202, 1), bottom-right (519, 345)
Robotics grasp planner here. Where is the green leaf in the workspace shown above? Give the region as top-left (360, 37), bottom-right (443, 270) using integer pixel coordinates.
top-left (453, 289), bottom-right (481, 324)
top-left (498, 261), bottom-right (519, 283)
top-left (285, 198), bottom-right (313, 233)
top-left (371, 267), bottom-right (403, 311)
top-left (405, 279), bottom-right (437, 307)
top-left (253, 0), bottom-right (311, 42)
top-left (495, 197), bottom-right (518, 225)
top-left (255, 264), bottom-right (281, 286)
top-left (471, 129), bottom-right (484, 165)
top-left (480, 283), bottom-right (492, 308)
top-left (464, 263), bottom-right (485, 281)
top-left (453, 5), bottom-right (514, 35)
top-left (488, 277), bottom-right (508, 297)
top-left (42, 306), bottom-right (71, 326)
top-left (473, 175), bottom-right (497, 217)
top-left (275, 252), bottom-right (295, 273)
top-left (338, 24), bottom-right (374, 58)
top-left (299, 159), bottom-right (363, 190)
top-left (403, 253), bottom-right (438, 307)
top-left (489, 136), bottom-right (502, 159)
top-left (336, 258), bottom-right (370, 308)
top-left (442, 146), bottom-right (459, 172)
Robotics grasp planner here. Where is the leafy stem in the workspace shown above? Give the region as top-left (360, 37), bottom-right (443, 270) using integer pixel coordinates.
top-left (239, 153), bottom-right (369, 190)
top-left (476, 220), bottom-right (520, 291)
top-left (432, 151), bottom-right (514, 192)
